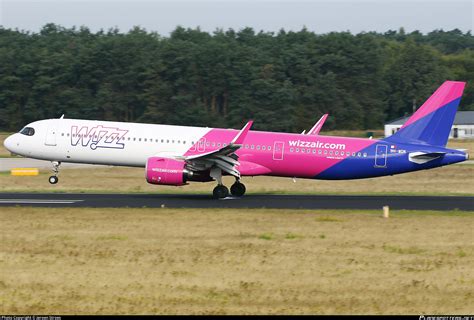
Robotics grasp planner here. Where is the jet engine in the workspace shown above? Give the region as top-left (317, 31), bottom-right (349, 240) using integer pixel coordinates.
top-left (146, 157), bottom-right (192, 186)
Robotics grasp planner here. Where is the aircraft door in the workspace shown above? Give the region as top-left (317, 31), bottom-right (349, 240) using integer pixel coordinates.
top-left (45, 121), bottom-right (57, 146)
top-left (273, 141), bottom-right (284, 160)
top-left (197, 138), bottom-right (206, 152)
top-left (374, 144), bottom-right (388, 167)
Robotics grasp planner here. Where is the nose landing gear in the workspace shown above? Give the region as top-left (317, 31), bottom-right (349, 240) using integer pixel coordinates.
top-left (49, 161), bottom-right (61, 184)
top-left (48, 176), bottom-right (58, 184)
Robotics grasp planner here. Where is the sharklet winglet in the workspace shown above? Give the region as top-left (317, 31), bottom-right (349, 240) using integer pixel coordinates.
top-left (308, 114), bottom-right (328, 135)
top-left (231, 120), bottom-right (253, 145)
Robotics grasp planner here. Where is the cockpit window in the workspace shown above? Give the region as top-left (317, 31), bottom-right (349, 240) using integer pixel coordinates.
top-left (20, 127), bottom-right (35, 136)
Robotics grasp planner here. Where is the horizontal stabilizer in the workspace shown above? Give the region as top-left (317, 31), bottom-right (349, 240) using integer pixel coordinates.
top-left (409, 151), bottom-right (446, 164)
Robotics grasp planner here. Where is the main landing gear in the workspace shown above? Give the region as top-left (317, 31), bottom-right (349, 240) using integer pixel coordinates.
top-left (213, 185), bottom-right (229, 199)
top-left (230, 181), bottom-right (246, 197)
top-left (49, 161), bottom-right (61, 184)
top-left (210, 167), bottom-right (246, 199)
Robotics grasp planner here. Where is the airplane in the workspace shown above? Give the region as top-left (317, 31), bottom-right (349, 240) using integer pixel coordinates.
top-left (3, 81), bottom-right (469, 199)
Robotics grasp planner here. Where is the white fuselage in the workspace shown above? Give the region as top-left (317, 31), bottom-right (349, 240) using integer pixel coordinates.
top-left (6, 119), bottom-right (213, 167)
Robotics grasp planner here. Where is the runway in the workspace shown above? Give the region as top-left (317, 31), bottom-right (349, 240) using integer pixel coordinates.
top-left (0, 193), bottom-right (472, 211)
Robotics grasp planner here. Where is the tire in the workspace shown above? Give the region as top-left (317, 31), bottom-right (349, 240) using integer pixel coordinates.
top-left (49, 176), bottom-right (58, 184)
top-left (230, 182), bottom-right (246, 197)
top-left (213, 185), bottom-right (229, 199)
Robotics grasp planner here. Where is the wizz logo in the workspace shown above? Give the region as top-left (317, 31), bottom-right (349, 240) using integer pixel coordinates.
top-left (71, 125), bottom-right (128, 150)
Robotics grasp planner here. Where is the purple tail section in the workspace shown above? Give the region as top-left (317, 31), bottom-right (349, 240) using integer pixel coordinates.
top-left (386, 81), bottom-right (466, 147)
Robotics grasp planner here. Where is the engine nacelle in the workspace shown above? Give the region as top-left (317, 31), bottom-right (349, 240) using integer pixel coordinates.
top-left (146, 157), bottom-right (190, 186)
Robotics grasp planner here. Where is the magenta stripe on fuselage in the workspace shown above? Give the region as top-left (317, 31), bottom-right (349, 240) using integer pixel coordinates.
top-left (184, 128), bottom-right (377, 178)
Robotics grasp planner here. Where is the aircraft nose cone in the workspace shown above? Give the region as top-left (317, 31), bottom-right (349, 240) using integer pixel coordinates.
top-left (3, 135), bottom-right (17, 153)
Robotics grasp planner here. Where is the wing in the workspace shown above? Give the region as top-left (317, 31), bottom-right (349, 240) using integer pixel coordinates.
top-left (157, 121), bottom-right (253, 178)
top-left (307, 114), bottom-right (328, 135)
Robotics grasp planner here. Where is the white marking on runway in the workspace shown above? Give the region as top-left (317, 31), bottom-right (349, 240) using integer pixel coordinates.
top-left (0, 199), bottom-right (84, 204)
top-left (219, 197), bottom-right (240, 200)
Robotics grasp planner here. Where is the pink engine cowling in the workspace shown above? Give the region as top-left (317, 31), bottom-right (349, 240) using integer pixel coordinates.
top-left (146, 157), bottom-right (189, 186)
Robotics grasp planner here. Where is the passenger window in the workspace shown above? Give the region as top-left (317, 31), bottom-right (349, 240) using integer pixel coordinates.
top-left (363, 153), bottom-right (367, 157)
top-left (290, 148), bottom-right (294, 152)
top-left (268, 146), bottom-right (271, 151)
top-left (335, 151), bottom-right (339, 155)
top-left (217, 143), bottom-right (221, 147)
top-left (329, 151), bottom-right (333, 155)
top-left (357, 152), bottom-right (361, 157)
top-left (312, 149), bottom-right (316, 154)
top-left (144, 138), bottom-right (147, 142)
top-left (251, 145), bottom-right (255, 149)
top-left (262, 146), bottom-right (266, 151)
top-left (257, 145), bottom-right (260, 150)
top-left (296, 148), bottom-right (299, 152)
top-left (318, 150), bottom-right (322, 154)
top-left (324, 150), bottom-right (328, 154)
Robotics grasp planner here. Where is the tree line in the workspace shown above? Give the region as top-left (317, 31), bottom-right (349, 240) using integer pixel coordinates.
top-left (0, 24), bottom-right (472, 132)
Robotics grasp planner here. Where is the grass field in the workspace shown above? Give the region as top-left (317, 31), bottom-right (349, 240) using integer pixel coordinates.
top-left (0, 133), bottom-right (12, 157)
top-left (1, 163), bottom-right (473, 196)
top-left (0, 208), bottom-right (473, 314)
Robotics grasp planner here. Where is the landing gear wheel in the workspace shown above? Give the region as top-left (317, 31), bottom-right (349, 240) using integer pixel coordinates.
top-left (49, 161), bottom-right (61, 185)
top-left (230, 182), bottom-right (246, 197)
top-left (49, 176), bottom-right (59, 184)
top-left (213, 185), bottom-right (229, 199)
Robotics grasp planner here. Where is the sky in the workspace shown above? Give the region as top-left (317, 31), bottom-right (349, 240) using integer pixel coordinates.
top-left (0, 0), bottom-right (472, 35)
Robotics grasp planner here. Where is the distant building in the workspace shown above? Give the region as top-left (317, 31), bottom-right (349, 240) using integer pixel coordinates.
top-left (385, 111), bottom-right (474, 139)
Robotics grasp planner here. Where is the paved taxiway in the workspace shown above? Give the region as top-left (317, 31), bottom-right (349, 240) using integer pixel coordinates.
top-left (0, 193), bottom-right (472, 210)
